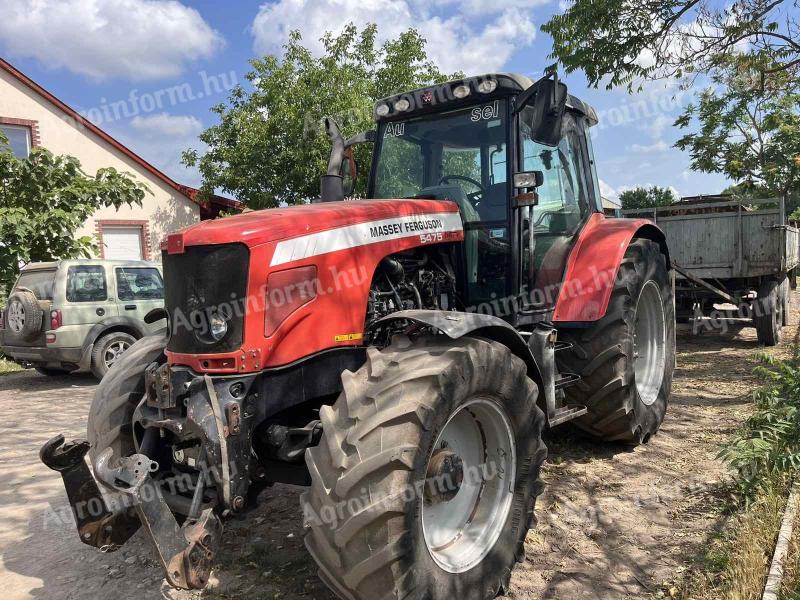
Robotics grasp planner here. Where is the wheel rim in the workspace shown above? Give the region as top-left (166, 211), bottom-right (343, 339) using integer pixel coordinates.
top-left (7, 300), bottom-right (25, 333)
top-left (634, 280), bottom-right (667, 406)
top-left (104, 340), bottom-right (131, 369)
top-left (422, 398), bottom-right (516, 574)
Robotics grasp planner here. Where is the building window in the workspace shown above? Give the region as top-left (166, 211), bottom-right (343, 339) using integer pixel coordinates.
top-left (96, 220), bottom-right (151, 261)
top-left (0, 124), bottom-right (31, 158)
top-left (0, 117), bottom-right (39, 159)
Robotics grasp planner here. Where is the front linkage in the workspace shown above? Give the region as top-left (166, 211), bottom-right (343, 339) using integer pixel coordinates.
top-left (38, 363), bottom-right (253, 590)
top-left (41, 435), bottom-right (223, 589)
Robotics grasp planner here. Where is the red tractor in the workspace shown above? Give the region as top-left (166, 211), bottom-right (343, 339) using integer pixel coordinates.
top-left (41, 73), bottom-right (675, 599)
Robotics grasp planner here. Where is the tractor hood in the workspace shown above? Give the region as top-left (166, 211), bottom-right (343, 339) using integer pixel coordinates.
top-left (165, 198), bottom-right (463, 253)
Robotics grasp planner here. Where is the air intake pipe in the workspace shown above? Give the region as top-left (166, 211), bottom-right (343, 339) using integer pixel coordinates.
top-left (319, 116), bottom-right (345, 202)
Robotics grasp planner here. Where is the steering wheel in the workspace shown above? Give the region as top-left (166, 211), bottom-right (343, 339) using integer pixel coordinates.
top-left (439, 175), bottom-right (486, 207)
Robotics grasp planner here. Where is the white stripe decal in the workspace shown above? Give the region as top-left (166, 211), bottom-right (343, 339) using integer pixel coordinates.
top-left (270, 212), bottom-right (464, 266)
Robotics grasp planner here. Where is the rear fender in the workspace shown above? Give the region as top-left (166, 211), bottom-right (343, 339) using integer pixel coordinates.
top-left (553, 214), bottom-right (669, 322)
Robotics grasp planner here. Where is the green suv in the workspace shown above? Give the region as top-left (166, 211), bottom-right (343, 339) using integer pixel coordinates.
top-left (0, 260), bottom-right (164, 379)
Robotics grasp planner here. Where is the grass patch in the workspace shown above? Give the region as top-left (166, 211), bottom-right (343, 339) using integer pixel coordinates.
top-left (682, 482), bottom-right (787, 599)
top-left (779, 490), bottom-right (800, 600)
top-left (0, 358), bottom-right (22, 376)
top-left (680, 352), bottom-right (800, 599)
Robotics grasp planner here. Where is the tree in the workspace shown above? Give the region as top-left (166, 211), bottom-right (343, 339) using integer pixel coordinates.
top-left (675, 58), bottom-right (800, 208)
top-left (183, 24), bottom-right (458, 209)
top-left (723, 181), bottom-right (800, 217)
top-left (619, 185), bottom-right (678, 209)
top-left (0, 143), bottom-right (147, 292)
top-left (542, 0), bottom-right (799, 90)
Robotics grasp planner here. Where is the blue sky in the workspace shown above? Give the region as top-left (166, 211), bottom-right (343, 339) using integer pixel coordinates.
top-left (0, 0), bottom-right (730, 200)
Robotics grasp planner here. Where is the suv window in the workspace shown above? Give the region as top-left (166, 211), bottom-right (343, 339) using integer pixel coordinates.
top-left (66, 265), bottom-right (107, 302)
top-left (15, 270), bottom-right (56, 300)
top-left (116, 267), bottom-right (163, 301)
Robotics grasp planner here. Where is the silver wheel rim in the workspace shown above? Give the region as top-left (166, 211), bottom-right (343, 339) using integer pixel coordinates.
top-left (634, 280), bottom-right (667, 406)
top-left (104, 340), bottom-right (131, 369)
top-left (422, 398), bottom-right (516, 574)
top-left (7, 300), bottom-right (25, 333)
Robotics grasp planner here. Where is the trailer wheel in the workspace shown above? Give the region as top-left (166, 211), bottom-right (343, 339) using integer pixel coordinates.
top-left (754, 278), bottom-right (785, 346)
top-left (558, 239), bottom-right (675, 444)
top-left (781, 277), bottom-right (790, 327)
top-left (87, 333), bottom-right (167, 464)
top-left (301, 335), bottom-right (547, 600)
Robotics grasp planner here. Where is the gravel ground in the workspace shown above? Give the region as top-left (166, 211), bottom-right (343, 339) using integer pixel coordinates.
top-left (0, 295), bottom-right (796, 600)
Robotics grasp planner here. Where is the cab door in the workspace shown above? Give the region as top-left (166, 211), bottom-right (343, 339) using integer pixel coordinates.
top-left (517, 110), bottom-right (594, 312)
top-left (113, 266), bottom-right (165, 333)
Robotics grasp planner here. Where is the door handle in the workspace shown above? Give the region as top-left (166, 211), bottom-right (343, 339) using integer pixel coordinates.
top-left (124, 305), bottom-right (137, 310)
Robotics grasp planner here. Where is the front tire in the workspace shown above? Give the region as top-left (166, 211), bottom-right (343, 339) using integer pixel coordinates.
top-left (558, 239), bottom-right (675, 444)
top-left (87, 334), bottom-right (166, 464)
top-left (301, 335), bottom-right (547, 600)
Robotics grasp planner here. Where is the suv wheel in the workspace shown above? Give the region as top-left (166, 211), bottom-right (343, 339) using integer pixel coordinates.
top-left (5, 290), bottom-right (43, 343)
top-left (91, 332), bottom-right (137, 379)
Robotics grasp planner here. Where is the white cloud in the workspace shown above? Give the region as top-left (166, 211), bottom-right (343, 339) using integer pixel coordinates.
top-left (131, 113), bottom-right (203, 138)
top-left (251, 0), bottom-right (536, 74)
top-left (599, 179), bottom-right (618, 201)
top-left (629, 140), bottom-right (670, 154)
top-left (638, 113), bottom-right (672, 140)
top-left (0, 0), bottom-right (224, 81)
top-left (428, 0), bottom-right (552, 16)
top-left (110, 118), bottom-right (205, 187)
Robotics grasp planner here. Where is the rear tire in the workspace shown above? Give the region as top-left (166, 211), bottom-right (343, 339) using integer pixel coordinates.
top-left (91, 332), bottom-right (137, 379)
top-left (302, 335), bottom-right (547, 600)
top-left (558, 239), bottom-right (675, 444)
top-left (87, 334), bottom-right (166, 464)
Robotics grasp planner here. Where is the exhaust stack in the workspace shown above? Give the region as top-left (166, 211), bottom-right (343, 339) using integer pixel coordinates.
top-left (319, 117), bottom-right (345, 202)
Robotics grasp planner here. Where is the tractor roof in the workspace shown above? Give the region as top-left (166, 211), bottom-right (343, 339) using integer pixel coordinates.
top-left (374, 73), bottom-right (598, 126)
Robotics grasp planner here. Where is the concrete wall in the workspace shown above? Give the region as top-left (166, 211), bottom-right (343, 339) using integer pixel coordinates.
top-left (0, 69), bottom-right (200, 261)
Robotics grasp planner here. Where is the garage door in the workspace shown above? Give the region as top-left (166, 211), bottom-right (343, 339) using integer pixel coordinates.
top-left (103, 227), bottom-right (144, 260)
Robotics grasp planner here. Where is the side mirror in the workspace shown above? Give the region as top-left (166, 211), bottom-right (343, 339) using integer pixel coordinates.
top-left (516, 73), bottom-right (568, 147)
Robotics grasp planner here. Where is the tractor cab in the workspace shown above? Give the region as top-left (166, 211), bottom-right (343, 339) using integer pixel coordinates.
top-left (334, 74), bottom-right (603, 321)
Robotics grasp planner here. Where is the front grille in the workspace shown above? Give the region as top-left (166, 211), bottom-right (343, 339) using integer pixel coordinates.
top-left (164, 243), bottom-right (250, 354)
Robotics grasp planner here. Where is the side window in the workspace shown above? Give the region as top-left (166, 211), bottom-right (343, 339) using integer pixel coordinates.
top-left (66, 265), bottom-right (107, 302)
top-left (115, 268), bottom-right (164, 301)
top-left (521, 110), bottom-right (589, 235)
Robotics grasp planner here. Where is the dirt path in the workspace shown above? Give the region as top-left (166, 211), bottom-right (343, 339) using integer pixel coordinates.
top-left (0, 296), bottom-right (796, 600)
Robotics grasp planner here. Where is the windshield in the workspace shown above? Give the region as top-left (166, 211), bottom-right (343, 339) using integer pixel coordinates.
top-left (372, 101), bottom-right (509, 224)
top-left (372, 101), bottom-right (511, 307)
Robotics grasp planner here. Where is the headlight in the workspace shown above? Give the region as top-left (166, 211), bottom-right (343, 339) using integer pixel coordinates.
top-left (394, 98), bottom-right (411, 111)
top-left (478, 79), bottom-right (498, 94)
top-left (209, 313), bottom-right (229, 341)
top-left (453, 84), bottom-right (471, 99)
top-left (375, 103), bottom-right (390, 117)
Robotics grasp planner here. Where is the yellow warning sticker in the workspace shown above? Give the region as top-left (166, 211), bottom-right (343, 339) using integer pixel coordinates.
top-left (334, 333), bottom-right (364, 342)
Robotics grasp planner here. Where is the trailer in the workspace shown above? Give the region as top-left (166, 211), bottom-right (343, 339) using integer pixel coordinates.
top-left (623, 196), bottom-right (799, 345)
